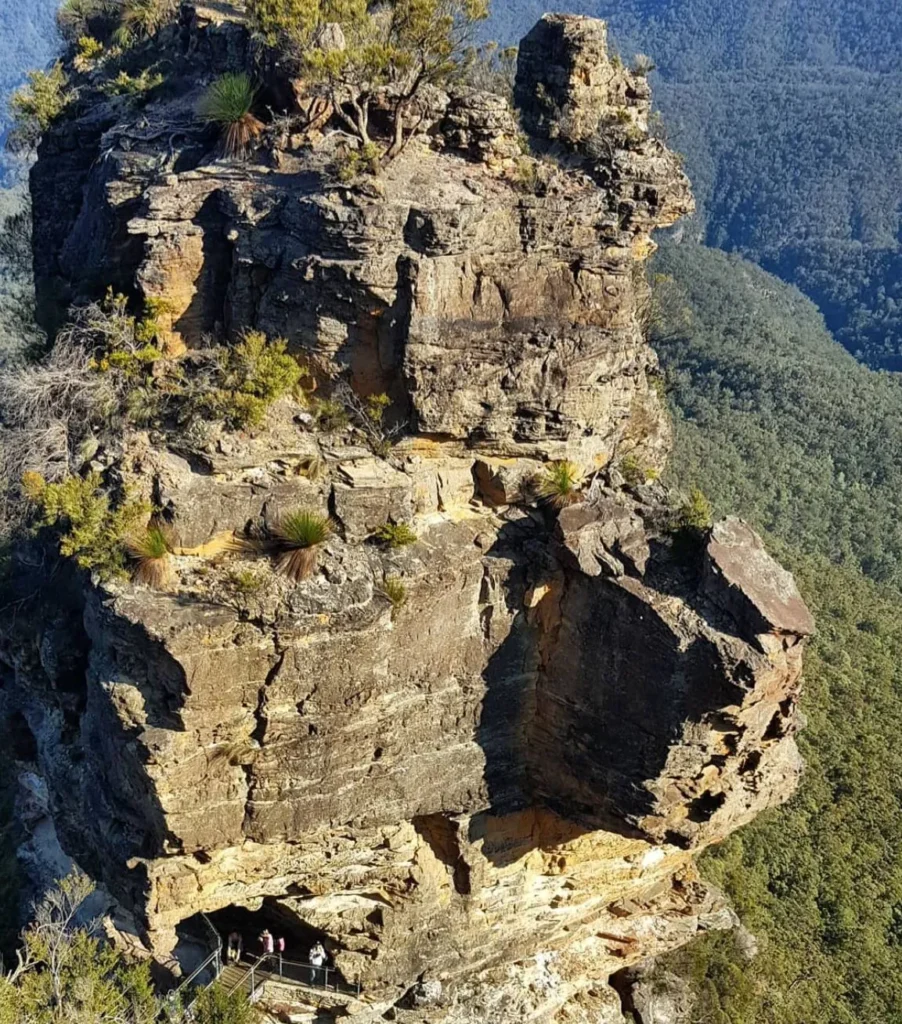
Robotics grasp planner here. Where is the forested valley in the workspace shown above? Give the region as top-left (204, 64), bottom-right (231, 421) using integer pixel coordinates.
top-left (647, 243), bottom-right (902, 1023)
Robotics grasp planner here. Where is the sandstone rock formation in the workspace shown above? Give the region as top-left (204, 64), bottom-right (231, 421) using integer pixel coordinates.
top-left (1, 7), bottom-right (812, 1022)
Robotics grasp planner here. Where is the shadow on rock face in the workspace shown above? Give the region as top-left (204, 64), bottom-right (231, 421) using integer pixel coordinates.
top-left (473, 500), bottom-right (813, 859)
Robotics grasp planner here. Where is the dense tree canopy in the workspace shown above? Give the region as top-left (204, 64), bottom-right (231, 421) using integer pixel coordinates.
top-left (647, 241), bottom-right (902, 1024)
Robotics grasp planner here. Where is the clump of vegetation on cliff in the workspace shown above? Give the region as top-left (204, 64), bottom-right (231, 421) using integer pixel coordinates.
top-left (125, 523), bottom-right (174, 589)
top-left (118, 0), bottom-right (177, 43)
top-left (246, 0), bottom-right (488, 159)
top-left (8, 63), bottom-right (72, 149)
top-left (272, 508), bottom-right (332, 581)
top-left (536, 460), bottom-right (584, 508)
top-left (372, 521), bottom-right (417, 548)
top-left (381, 574), bottom-right (407, 617)
top-left (201, 329), bottom-right (304, 428)
top-left (0, 871), bottom-right (256, 1024)
top-left (0, 295), bottom-right (309, 494)
top-left (23, 470), bottom-right (150, 580)
top-left (198, 73), bottom-right (263, 159)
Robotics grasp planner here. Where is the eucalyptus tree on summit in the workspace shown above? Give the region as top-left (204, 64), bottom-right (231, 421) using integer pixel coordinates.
top-left (247, 0), bottom-right (488, 157)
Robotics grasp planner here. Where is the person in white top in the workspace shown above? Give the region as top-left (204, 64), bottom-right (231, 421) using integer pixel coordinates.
top-left (308, 941), bottom-right (326, 985)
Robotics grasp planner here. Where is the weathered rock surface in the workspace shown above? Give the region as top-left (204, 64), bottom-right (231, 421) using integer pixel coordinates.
top-left (2, 8), bottom-right (812, 1023)
top-left (613, 960), bottom-right (694, 1024)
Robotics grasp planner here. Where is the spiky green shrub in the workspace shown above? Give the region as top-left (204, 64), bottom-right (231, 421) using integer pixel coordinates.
top-left (197, 73), bottom-right (263, 158)
top-left (26, 471), bottom-right (149, 580)
top-left (273, 509), bottom-right (331, 581)
top-left (382, 575), bottom-right (407, 617)
top-left (9, 64), bottom-right (72, 147)
top-left (537, 460), bottom-right (584, 508)
top-left (126, 524), bottom-right (173, 588)
top-left (373, 522), bottom-right (417, 548)
top-left (74, 35), bottom-right (104, 70)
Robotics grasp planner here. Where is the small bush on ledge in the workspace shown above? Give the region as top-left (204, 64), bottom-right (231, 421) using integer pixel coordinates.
top-left (9, 64), bottom-right (73, 148)
top-left (620, 454), bottom-right (659, 487)
top-left (373, 522), bottom-right (417, 548)
top-left (203, 330), bottom-right (304, 428)
top-left (24, 471), bottom-right (149, 580)
top-left (74, 36), bottom-right (104, 71)
top-left (675, 488), bottom-right (713, 532)
top-left (333, 143), bottom-right (382, 183)
top-left (226, 566), bottom-right (266, 595)
top-left (102, 68), bottom-right (165, 98)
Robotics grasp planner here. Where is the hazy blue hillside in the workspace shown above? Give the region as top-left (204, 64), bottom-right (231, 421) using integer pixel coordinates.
top-left (490, 0), bottom-right (902, 370)
top-left (0, 0), bottom-right (61, 183)
top-left (490, 0), bottom-right (902, 76)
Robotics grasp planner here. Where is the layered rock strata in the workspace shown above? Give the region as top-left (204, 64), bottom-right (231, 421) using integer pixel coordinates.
top-left (2, 9), bottom-right (812, 1022)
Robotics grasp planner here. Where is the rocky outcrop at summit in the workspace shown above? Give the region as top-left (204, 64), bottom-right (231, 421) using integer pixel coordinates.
top-left (3, 8), bottom-right (811, 1023)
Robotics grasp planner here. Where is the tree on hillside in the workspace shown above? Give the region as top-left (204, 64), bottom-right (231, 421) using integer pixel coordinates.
top-left (0, 871), bottom-right (255, 1024)
top-left (247, 0), bottom-right (488, 157)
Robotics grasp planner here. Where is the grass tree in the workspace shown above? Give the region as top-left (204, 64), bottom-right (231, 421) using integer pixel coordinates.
top-left (537, 460), bottom-right (585, 508)
top-left (126, 523), bottom-right (174, 588)
top-left (381, 574), bottom-right (407, 618)
top-left (197, 74), bottom-right (264, 159)
top-left (273, 509), bottom-right (332, 581)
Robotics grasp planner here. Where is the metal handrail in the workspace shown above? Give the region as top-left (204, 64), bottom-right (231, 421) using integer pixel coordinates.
top-left (173, 948), bottom-right (222, 997)
top-left (200, 913), bottom-right (223, 960)
top-left (229, 954), bottom-right (362, 997)
top-left (224, 953), bottom-right (269, 1001)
